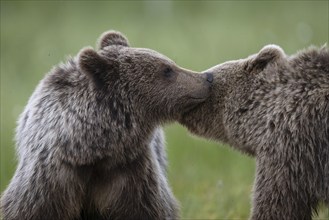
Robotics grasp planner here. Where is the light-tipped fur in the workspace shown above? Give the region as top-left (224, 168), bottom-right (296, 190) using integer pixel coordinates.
top-left (1, 30), bottom-right (212, 220)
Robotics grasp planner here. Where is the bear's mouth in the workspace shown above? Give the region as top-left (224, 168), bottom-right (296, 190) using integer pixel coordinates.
top-left (181, 97), bottom-right (207, 117)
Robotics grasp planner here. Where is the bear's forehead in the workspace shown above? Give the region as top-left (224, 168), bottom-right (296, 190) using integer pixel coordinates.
top-left (124, 47), bottom-right (174, 63)
top-left (204, 59), bottom-right (244, 73)
top-left (100, 46), bottom-right (175, 66)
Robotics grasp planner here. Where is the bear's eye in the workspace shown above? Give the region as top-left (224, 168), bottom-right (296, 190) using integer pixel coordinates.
top-left (163, 67), bottom-right (173, 78)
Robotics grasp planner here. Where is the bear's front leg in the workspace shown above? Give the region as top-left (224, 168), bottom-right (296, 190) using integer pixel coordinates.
top-left (1, 160), bottom-right (88, 220)
top-left (250, 156), bottom-right (316, 220)
top-left (89, 153), bottom-right (179, 220)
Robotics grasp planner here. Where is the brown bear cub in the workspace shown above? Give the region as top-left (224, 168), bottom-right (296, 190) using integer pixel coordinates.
top-left (180, 45), bottom-right (329, 220)
top-left (1, 31), bottom-right (213, 220)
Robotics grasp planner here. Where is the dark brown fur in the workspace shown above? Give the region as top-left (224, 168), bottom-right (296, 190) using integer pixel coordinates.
top-left (180, 45), bottom-right (329, 220)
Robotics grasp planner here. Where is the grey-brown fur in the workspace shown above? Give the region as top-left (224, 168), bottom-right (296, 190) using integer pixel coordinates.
top-left (179, 45), bottom-right (329, 220)
top-left (1, 30), bottom-right (212, 220)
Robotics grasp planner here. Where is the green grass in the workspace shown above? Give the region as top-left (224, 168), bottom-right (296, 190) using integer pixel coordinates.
top-left (1, 1), bottom-right (328, 219)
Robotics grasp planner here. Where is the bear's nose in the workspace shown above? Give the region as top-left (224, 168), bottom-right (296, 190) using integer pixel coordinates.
top-left (204, 72), bottom-right (213, 83)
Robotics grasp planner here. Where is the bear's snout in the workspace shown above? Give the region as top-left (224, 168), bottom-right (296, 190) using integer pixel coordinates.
top-left (204, 72), bottom-right (214, 84)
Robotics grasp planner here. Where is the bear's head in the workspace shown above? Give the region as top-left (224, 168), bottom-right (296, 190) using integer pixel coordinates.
top-left (179, 45), bottom-right (285, 155)
top-left (78, 31), bottom-right (213, 126)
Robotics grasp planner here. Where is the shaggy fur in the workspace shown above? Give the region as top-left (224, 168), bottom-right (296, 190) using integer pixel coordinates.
top-left (179, 45), bottom-right (329, 220)
top-left (0, 30), bottom-right (212, 220)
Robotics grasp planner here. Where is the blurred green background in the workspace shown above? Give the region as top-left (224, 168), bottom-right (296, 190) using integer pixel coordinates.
top-left (1, 1), bottom-right (328, 219)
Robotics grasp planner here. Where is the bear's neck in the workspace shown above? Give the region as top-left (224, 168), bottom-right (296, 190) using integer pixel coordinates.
top-left (74, 82), bottom-right (158, 165)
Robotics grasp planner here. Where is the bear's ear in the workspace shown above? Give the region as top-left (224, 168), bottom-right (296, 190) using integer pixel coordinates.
top-left (78, 47), bottom-right (111, 88)
top-left (247, 44), bottom-right (285, 73)
top-left (98, 30), bottom-right (130, 49)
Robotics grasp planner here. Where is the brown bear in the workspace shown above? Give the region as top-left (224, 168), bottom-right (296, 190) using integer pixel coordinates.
top-left (179, 45), bottom-right (329, 220)
top-left (0, 31), bottom-right (213, 220)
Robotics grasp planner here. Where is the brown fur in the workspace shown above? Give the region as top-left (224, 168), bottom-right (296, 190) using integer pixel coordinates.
top-left (0, 30), bottom-right (212, 220)
top-left (180, 45), bottom-right (329, 220)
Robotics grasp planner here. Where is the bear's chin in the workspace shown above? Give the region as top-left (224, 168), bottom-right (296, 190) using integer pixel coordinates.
top-left (179, 100), bottom-right (205, 123)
